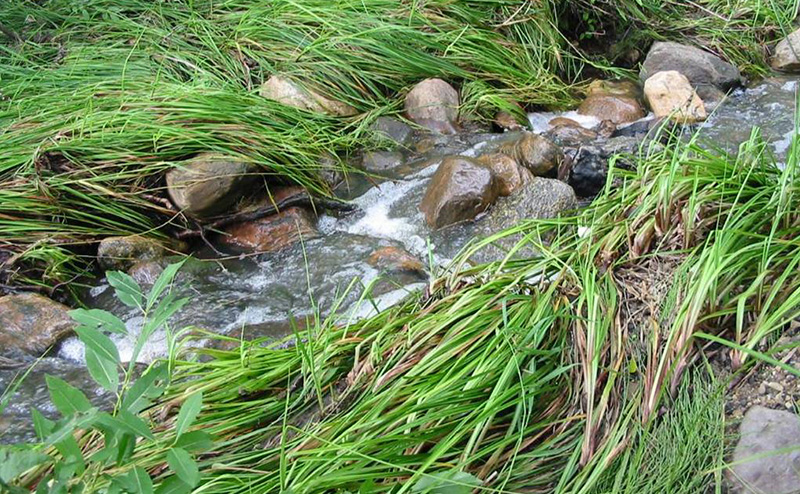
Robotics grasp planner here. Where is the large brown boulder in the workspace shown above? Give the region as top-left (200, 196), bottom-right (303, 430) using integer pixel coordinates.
top-left (772, 28), bottom-right (800, 73)
top-left (639, 41), bottom-right (742, 91)
top-left (644, 71), bottom-right (707, 124)
top-left (420, 156), bottom-right (498, 229)
top-left (500, 132), bottom-right (563, 176)
top-left (166, 154), bottom-right (254, 219)
top-left (97, 235), bottom-right (166, 271)
top-left (218, 207), bottom-right (318, 253)
top-left (578, 80), bottom-right (645, 125)
top-left (404, 79), bottom-right (459, 134)
top-left (259, 76), bottom-right (358, 116)
top-left (0, 293), bottom-right (76, 357)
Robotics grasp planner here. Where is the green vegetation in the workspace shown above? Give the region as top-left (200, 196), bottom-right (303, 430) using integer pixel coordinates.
top-left (6, 127), bottom-right (800, 492)
top-left (1, 0), bottom-right (796, 294)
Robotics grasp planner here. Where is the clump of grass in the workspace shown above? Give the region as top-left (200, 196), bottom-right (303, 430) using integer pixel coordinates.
top-left (13, 126), bottom-right (800, 492)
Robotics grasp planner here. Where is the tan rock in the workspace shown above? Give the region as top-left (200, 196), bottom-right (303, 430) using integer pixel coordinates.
top-left (367, 246), bottom-right (425, 274)
top-left (404, 78), bottom-right (459, 134)
top-left (97, 235), bottom-right (166, 271)
top-left (166, 153), bottom-right (254, 219)
top-left (259, 76), bottom-right (357, 116)
top-left (477, 153), bottom-right (524, 196)
top-left (419, 156), bottom-right (498, 229)
top-left (500, 132), bottom-right (563, 176)
top-left (644, 71), bottom-right (707, 124)
top-left (219, 207), bottom-right (318, 253)
top-left (772, 28), bottom-right (800, 73)
top-left (578, 94), bottom-right (645, 124)
top-left (0, 293), bottom-right (75, 357)
top-left (549, 117), bottom-right (582, 128)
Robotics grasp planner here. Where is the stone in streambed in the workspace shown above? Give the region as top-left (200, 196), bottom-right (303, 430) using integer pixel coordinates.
top-left (166, 153), bottom-right (254, 219)
top-left (578, 80), bottom-right (645, 125)
top-left (0, 293), bottom-right (76, 357)
top-left (419, 156), bottom-right (498, 229)
top-left (367, 246), bottom-right (426, 275)
top-left (371, 117), bottom-right (413, 146)
top-left (644, 71), bottom-right (707, 124)
top-left (640, 41), bottom-right (742, 91)
top-left (97, 235), bottom-right (167, 271)
top-left (728, 406), bottom-right (800, 493)
top-left (469, 177), bottom-right (577, 264)
top-left (772, 28), bottom-right (800, 73)
top-left (476, 153), bottom-right (525, 196)
top-left (361, 151), bottom-right (405, 174)
top-left (404, 78), bottom-right (459, 134)
top-left (259, 76), bottom-right (358, 117)
top-left (499, 132), bottom-right (564, 176)
top-left (218, 207), bottom-right (318, 254)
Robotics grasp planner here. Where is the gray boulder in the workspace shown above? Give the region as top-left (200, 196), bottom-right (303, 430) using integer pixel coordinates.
top-left (371, 117), bottom-right (413, 146)
top-left (166, 153), bottom-right (254, 219)
top-left (772, 28), bottom-right (800, 73)
top-left (0, 293), bottom-right (76, 357)
top-left (470, 177), bottom-right (577, 264)
top-left (405, 78), bottom-right (459, 134)
top-left (362, 151), bottom-right (405, 174)
top-left (420, 156), bottom-right (498, 229)
top-left (97, 235), bottom-right (166, 271)
top-left (729, 406), bottom-right (800, 493)
top-left (640, 42), bottom-right (742, 91)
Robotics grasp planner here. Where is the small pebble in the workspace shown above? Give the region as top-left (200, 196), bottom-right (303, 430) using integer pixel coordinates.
top-left (758, 383), bottom-right (767, 395)
top-left (767, 381), bottom-right (785, 393)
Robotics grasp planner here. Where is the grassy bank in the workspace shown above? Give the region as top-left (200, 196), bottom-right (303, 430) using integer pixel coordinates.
top-left (1, 0), bottom-right (796, 295)
top-left (11, 128), bottom-right (800, 492)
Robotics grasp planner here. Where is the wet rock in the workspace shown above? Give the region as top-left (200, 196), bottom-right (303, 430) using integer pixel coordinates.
top-left (97, 235), bottom-right (166, 271)
top-left (729, 406), bottom-right (800, 493)
top-left (578, 80), bottom-right (645, 124)
top-left (644, 71), bottom-right (707, 124)
top-left (772, 29), bottom-right (800, 73)
top-left (404, 78), bottom-right (459, 134)
top-left (0, 293), bottom-right (75, 357)
top-left (371, 117), bottom-right (413, 146)
top-left (477, 153), bottom-right (524, 196)
top-left (362, 151), bottom-right (405, 174)
top-left (318, 152), bottom-right (345, 189)
top-left (368, 246), bottom-right (426, 275)
top-left (129, 261), bottom-right (164, 286)
top-left (696, 85), bottom-right (727, 112)
top-left (470, 178), bottom-right (577, 263)
top-left (259, 76), bottom-right (357, 116)
top-left (549, 117), bottom-right (582, 128)
top-left (494, 103), bottom-right (526, 131)
top-left (640, 41), bottom-right (742, 91)
top-left (218, 207), bottom-right (318, 253)
top-left (595, 120), bottom-right (617, 139)
top-left (420, 156), bottom-right (498, 229)
top-left (545, 122), bottom-right (598, 147)
top-left (566, 136), bottom-right (644, 197)
top-left (166, 153), bottom-right (254, 219)
top-left (500, 132), bottom-right (563, 176)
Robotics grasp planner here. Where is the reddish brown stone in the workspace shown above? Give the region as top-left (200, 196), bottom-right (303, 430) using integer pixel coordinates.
top-left (219, 207), bottom-right (318, 253)
top-left (0, 293), bottom-right (75, 357)
top-left (368, 246), bottom-right (425, 274)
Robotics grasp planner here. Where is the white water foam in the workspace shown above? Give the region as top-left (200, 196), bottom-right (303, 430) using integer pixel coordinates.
top-left (341, 282), bottom-right (426, 322)
top-left (774, 129), bottom-right (797, 155)
top-left (782, 80), bottom-right (798, 92)
top-left (528, 111), bottom-right (601, 134)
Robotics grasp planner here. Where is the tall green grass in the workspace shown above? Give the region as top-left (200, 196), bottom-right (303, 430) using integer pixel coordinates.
top-left (13, 127), bottom-right (800, 492)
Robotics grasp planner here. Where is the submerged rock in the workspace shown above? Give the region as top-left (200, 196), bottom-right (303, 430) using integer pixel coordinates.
top-left (371, 117), bottom-right (413, 146)
top-left (218, 207), bottom-right (318, 254)
top-left (470, 177), bottom-right (577, 264)
top-left (500, 132), bottom-right (563, 176)
top-left (477, 153), bottom-right (525, 196)
top-left (420, 156), bottom-right (498, 229)
top-left (97, 235), bottom-right (166, 271)
top-left (772, 29), bottom-right (800, 73)
top-left (128, 261), bottom-right (164, 286)
top-left (259, 75), bottom-right (358, 116)
top-left (644, 71), bottom-right (707, 124)
top-left (578, 80), bottom-right (645, 124)
top-left (367, 246), bottom-right (426, 275)
top-left (404, 78), bottom-right (459, 134)
top-left (0, 293), bottom-right (75, 357)
top-left (362, 151), bottom-right (405, 174)
top-left (729, 406), bottom-right (800, 493)
top-left (166, 153), bottom-right (254, 219)
top-left (640, 41), bottom-right (742, 91)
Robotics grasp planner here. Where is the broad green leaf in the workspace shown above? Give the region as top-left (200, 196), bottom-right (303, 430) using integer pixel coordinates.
top-left (154, 476), bottom-right (192, 494)
top-left (0, 446), bottom-right (51, 482)
top-left (147, 261), bottom-right (185, 311)
top-left (174, 431), bottom-right (213, 453)
top-left (174, 391), bottom-right (203, 441)
top-left (117, 410), bottom-right (154, 440)
top-left (412, 471), bottom-right (482, 494)
top-left (68, 308), bottom-right (127, 334)
top-left (85, 348), bottom-right (119, 392)
top-left (107, 271), bottom-right (143, 309)
top-left (128, 467), bottom-right (154, 494)
top-left (53, 436), bottom-right (85, 476)
top-left (45, 410), bottom-right (98, 447)
top-left (75, 326), bottom-right (120, 364)
top-left (142, 295), bottom-right (188, 338)
top-left (122, 363), bottom-right (168, 414)
top-left (30, 408), bottom-right (54, 440)
top-left (45, 375), bottom-right (92, 416)
top-left (166, 448), bottom-right (199, 487)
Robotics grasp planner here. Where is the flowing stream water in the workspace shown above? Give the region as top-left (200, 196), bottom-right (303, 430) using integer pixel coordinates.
top-left (2, 76), bottom-right (798, 444)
